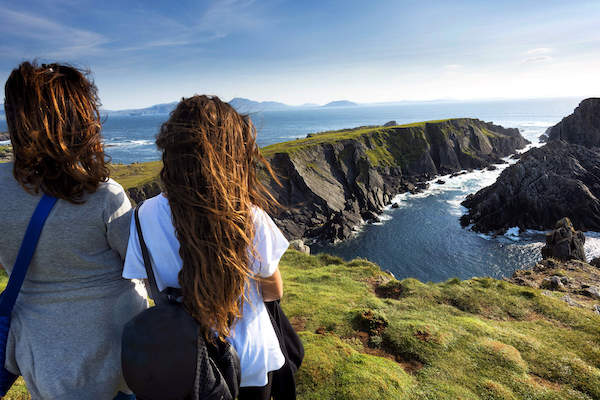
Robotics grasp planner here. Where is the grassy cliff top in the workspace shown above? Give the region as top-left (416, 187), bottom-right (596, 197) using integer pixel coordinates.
top-left (260, 119), bottom-right (454, 158)
top-left (110, 161), bottom-right (162, 190)
top-left (3, 251), bottom-right (599, 399)
top-left (107, 119), bottom-right (458, 188)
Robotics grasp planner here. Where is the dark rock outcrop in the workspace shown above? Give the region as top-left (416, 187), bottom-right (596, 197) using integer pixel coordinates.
top-left (541, 218), bottom-right (587, 262)
top-left (462, 98), bottom-right (600, 234)
top-left (263, 118), bottom-right (528, 242)
top-left (546, 98), bottom-right (600, 147)
top-left (461, 141), bottom-right (600, 233)
top-left (0, 132), bottom-right (8, 141)
top-left (126, 181), bottom-right (161, 205)
top-left (509, 257), bottom-right (600, 313)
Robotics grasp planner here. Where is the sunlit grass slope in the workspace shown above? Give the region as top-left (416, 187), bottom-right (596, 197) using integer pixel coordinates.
top-left (2, 236), bottom-right (599, 399)
top-left (279, 251), bottom-right (600, 400)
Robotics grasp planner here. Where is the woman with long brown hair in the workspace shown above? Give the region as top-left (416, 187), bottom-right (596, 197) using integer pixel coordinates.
top-left (0, 62), bottom-right (147, 399)
top-left (123, 95), bottom-right (288, 399)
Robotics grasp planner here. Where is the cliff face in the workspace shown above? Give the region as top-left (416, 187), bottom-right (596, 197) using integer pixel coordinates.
top-left (263, 118), bottom-right (528, 242)
top-left (462, 142), bottom-right (600, 233)
top-left (462, 98), bottom-right (600, 234)
top-left (547, 98), bottom-right (600, 147)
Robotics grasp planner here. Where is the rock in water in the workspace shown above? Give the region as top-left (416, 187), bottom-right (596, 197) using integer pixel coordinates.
top-left (383, 120), bottom-right (398, 127)
top-left (541, 218), bottom-right (587, 262)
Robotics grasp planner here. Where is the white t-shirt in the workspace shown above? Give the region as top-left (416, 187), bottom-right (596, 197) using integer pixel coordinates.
top-left (122, 194), bottom-right (288, 387)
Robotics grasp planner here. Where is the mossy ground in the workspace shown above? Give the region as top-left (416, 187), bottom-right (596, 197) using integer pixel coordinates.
top-left (2, 252), bottom-right (599, 399)
top-left (279, 251), bottom-right (600, 400)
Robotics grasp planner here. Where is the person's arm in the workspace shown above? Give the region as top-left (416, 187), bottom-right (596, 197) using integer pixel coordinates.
top-left (260, 268), bottom-right (283, 302)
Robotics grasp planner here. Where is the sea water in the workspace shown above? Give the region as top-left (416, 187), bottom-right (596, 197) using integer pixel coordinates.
top-left (2, 97), bottom-right (596, 281)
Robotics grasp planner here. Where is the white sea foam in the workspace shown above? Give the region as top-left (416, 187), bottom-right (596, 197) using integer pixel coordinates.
top-left (361, 121), bottom-right (548, 236)
top-left (504, 227), bottom-right (520, 241)
top-left (106, 139), bottom-right (154, 147)
top-left (518, 121), bottom-right (552, 128)
top-left (477, 233), bottom-right (493, 240)
top-left (0, 140), bottom-right (10, 146)
top-left (130, 140), bottom-right (154, 145)
top-left (584, 232), bottom-right (600, 260)
top-left (379, 213), bottom-right (393, 221)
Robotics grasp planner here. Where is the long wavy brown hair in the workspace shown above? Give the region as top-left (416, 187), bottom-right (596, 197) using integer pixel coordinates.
top-left (156, 95), bottom-right (279, 340)
top-left (4, 61), bottom-right (108, 202)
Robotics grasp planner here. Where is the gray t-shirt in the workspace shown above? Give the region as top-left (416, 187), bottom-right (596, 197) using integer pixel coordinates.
top-left (0, 162), bottom-right (147, 400)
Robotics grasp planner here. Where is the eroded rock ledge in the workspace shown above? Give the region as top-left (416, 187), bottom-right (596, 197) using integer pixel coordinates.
top-left (261, 118), bottom-right (528, 242)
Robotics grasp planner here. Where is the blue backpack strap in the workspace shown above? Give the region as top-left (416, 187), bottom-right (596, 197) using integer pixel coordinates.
top-left (0, 194), bottom-right (57, 316)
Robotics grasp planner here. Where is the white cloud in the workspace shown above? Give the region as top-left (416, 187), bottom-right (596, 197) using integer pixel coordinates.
top-left (0, 8), bottom-right (108, 58)
top-left (523, 55), bottom-right (553, 64)
top-left (115, 1), bottom-right (263, 53)
top-left (526, 47), bottom-right (553, 55)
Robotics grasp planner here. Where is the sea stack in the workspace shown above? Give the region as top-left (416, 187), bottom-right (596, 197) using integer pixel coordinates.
top-left (541, 218), bottom-right (587, 262)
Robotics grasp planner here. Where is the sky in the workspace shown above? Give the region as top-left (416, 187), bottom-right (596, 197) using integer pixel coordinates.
top-left (0, 0), bottom-right (599, 110)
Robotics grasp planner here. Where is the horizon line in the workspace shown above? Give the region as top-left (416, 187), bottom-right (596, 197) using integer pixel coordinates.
top-left (97, 94), bottom-right (588, 112)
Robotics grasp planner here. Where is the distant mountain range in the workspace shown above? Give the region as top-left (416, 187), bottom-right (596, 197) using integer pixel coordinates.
top-left (1, 98), bottom-right (361, 119)
top-left (103, 97), bottom-right (359, 116)
top-left (104, 101), bottom-right (179, 116)
top-left (322, 100), bottom-right (358, 108)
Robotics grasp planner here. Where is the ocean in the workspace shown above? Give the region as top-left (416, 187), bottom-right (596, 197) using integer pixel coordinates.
top-left (2, 97), bottom-right (597, 281)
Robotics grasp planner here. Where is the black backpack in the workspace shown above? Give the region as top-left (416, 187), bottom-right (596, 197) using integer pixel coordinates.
top-left (121, 203), bottom-right (241, 400)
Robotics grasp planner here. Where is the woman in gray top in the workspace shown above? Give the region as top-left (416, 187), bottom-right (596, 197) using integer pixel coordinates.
top-left (0, 62), bottom-right (147, 399)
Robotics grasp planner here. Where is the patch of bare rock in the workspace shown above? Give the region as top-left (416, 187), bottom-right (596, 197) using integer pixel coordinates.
top-left (508, 218), bottom-right (600, 314)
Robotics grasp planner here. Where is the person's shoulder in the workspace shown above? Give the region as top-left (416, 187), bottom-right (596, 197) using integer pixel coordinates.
top-left (250, 205), bottom-right (268, 220)
top-left (138, 193), bottom-right (169, 217)
top-left (97, 178), bottom-right (126, 195)
top-left (251, 206), bottom-right (278, 226)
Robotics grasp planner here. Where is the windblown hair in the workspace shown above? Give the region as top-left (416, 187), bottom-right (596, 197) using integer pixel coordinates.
top-left (156, 95), bottom-right (279, 340)
top-left (4, 61), bottom-right (108, 202)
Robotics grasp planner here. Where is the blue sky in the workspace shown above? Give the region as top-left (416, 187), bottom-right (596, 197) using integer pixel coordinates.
top-left (1, 0), bottom-right (599, 109)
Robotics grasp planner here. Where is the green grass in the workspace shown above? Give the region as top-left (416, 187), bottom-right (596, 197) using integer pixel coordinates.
top-left (3, 252), bottom-right (599, 399)
top-left (0, 145), bottom-right (12, 164)
top-left (261, 119), bottom-right (452, 159)
top-left (279, 251), bottom-right (600, 400)
top-left (110, 161), bottom-right (162, 190)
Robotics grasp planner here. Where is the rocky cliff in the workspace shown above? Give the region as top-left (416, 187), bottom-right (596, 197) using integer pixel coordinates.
top-left (461, 98), bottom-right (600, 234)
top-left (547, 98), bottom-right (600, 146)
top-left (262, 118), bottom-right (528, 242)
